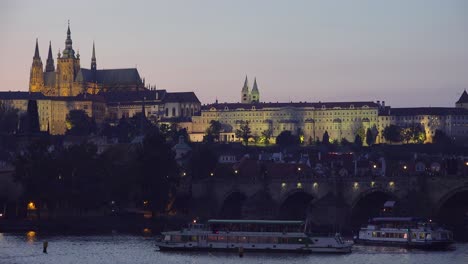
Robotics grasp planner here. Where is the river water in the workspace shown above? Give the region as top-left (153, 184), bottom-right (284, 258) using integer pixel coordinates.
top-left (1, 232), bottom-right (467, 264)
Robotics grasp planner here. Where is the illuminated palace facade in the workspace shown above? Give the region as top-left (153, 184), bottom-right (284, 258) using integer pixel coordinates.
top-left (0, 23), bottom-right (201, 135)
top-left (188, 77), bottom-right (468, 144)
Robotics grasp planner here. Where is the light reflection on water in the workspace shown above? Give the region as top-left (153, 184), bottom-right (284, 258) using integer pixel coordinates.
top-left (0, 233), bottom-right (467, 264)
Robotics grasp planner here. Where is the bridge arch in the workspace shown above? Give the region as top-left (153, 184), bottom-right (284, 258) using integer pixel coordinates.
top-left (350, 188), bottom-right (398, 229)
top-left (435, 186), bottom-right (468, 240)
top-left (278, 189), bottom-right (315, 220)
top-left (218, 190), bottom-right (247, 219)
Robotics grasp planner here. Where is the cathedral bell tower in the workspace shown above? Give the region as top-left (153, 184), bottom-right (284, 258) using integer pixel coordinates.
top-left (241, 75), bottom-right (250, 103)
top-left (56, 21), bottom-right (81, 96)
top-left (29, 38), bottom-right (44, 93)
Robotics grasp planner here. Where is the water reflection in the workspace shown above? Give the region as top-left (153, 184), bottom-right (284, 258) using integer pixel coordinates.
top-left (26, 231), bottom-right (36, 243)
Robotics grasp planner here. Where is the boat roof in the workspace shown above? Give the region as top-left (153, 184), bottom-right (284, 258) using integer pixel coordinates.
top-left (371, 217), bottom-right (424, 222)
top-left (207, 219), bottom-right (304, 225)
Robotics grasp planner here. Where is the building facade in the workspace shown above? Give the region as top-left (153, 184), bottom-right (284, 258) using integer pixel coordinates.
top-left (187, 79), bottom-right (468, 144)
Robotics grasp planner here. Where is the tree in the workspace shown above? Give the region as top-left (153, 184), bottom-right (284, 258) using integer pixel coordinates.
top-left (322, 131), bottom-right (330, 145)
top-left (14, 138), bottom-right (58, 219)
top-left (365, 128), bottom-right (374, 146)
top-left (136, 130), bottom-right (179, 215)
top-left (411, 124), bottom-right (426, 144)
top-left (354, 134), bottom-right (363, 147)
top-left (205, 120), bottom-right (222, 143)
top-left (383, 125), bottom-right (402, 143)
top-left (433, 129), bottom-right (452, 145)
top-left (235, 121), bottom-right (252, 145)
top-left (66, 110), bottom-right (95, 136)
top-left (0, 102), bottom-right (19, 134)
top-left (340, 138), bottom-right (351, 146)
top-left (19, 100), bottom-right (40, 134)
top-left (276, 130), bottom-right (299, 147)
top-left (260, 129), bottom-right (273, 145)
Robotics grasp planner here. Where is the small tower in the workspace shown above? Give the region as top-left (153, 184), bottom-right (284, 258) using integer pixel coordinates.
top-left (45, 41), bottom-right (55, 72)
top-left (241, 75), bottom-right (250, 103)
top-left (456, 90), bottom-right (468, 109)
top-left (251, 77), bottom-right (260, 103)
top-left (29, 38), bottom-right (44, 93)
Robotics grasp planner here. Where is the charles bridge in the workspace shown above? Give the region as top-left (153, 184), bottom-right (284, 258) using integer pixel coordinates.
top-left (191, 172), bottom-right (468, 231)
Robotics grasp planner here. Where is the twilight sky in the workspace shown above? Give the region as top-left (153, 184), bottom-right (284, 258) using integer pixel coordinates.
top-left (1, 0), bottom-right (467, 107)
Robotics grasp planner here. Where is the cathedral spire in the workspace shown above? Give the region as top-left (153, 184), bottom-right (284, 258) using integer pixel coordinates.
top-left (34, 38), bottom-right (40, 59)
top-left (241, 75), bottom-right (250, 103)
top-left (251, 77), bottom-right (260, 103)
top-left (62, 20), bottom-right (75, 58)
top-left (91, 41), bottom-right (97, 71)
top-left (45, 41), bottom-right (55, 72)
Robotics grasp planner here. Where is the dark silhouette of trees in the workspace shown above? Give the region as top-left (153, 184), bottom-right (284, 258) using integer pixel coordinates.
top-left (235, 121), bottom-right (252, 145)
top-left (0, 103), bottom-right (19, 134)
top-left (276, 130), bottom-right (300, 147)
top-left (433, 129), bottom-right (452, 145)
top-left (66, 110), bottom-right (96, 136)
top-left (322, 131), bottom-right (330, 145)
top-left (383, 125), bottom-right (402, 143)
top-left (136, 130), bottom-right (179, 215)
top-left (204, 120), bottom-right (222, 143)
top-left (366, 128), bottom-right (374, 146)
top-left (354, 134), bottom-right (363, 147)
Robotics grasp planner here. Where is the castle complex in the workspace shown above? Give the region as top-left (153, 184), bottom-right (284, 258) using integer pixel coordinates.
top-left (0, 23), bottom-right (467, 142)
top-left (0, 23), bottom-right (200, 135)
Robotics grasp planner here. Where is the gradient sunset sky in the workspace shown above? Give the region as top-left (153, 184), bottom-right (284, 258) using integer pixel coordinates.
top-left (1, 0), bottom-right (467, 107)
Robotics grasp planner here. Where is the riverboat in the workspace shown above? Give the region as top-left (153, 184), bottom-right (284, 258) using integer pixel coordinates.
top-left (156, 219), bottom-right (352, 253)
top-left (355, 217), bottom-right (454, 249)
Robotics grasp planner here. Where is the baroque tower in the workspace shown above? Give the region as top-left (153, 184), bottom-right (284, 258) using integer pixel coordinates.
top-left (56, 22), bottom-right (81, 96)
top-left (251, 77), bottom-right (260, 103)
top-left (29, 39), bottom-right (44, 93)
top-left (241, 75), bottom-right (250, 103)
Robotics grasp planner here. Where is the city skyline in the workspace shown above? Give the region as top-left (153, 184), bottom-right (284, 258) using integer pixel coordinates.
top-left (1, 0), bottom-right (468, 107)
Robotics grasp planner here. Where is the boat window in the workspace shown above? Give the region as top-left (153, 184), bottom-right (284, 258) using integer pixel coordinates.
top-left (228, 236), bottom-right (238, 243)
top-left (419, 233), bottom-right (425, 240)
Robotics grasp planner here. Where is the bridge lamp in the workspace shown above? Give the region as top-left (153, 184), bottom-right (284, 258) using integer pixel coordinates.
top-left (389, 181), bottom-right (395, 188)
top-left (313, 182), bottom-right (318, 189)
top-left (403, 165), bottom-right (407, 170)
top-left (297, 167), bottom-right (302, 172)
top-left (373, 164), bottom-right (377, 169)
top-left (182, 172), bottom-right (186, 176)
top-left (281, 182), bottom-right (287, 189)
top-left (465, 161), bottom-right (468, 166)
top-left (370, 181), bottom-right (375, 187)
top-left (353, 182), bottom-right (359, 189)
top-left (297, 182), bottom-right (303, 189)
top-left (234, 170), bottom-right (238, 174)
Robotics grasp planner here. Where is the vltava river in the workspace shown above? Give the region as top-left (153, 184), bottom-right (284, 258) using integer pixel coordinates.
top-left (0, 232), bottom-right (467, 264)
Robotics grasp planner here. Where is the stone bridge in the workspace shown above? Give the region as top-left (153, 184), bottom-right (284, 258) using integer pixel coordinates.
top-left (191, 175), bottom-right (468, 232)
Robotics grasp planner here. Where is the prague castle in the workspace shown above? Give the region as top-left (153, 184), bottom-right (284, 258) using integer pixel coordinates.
top-left (0, 23), bottom-right (200, 135)
top-left (0, 23), bottom-right (467, 142)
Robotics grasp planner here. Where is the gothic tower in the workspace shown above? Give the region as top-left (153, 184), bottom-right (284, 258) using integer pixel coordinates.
top-left (29, 39), bottom-right (44, 93)
top-left (45, 41), bottom-right (55, 72)
top-left (56, 22), bottom-right (81, 96)
top-left (251, 77), bottom-right (260, 103)
top-left (241, 75), bottom-right (250, 103)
